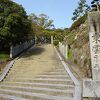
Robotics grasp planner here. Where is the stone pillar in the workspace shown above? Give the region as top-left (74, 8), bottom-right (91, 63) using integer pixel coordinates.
top-left (83, 12), bottom-right (100, 98)
top-left (35, 35), bottom-right (37, 45)
top-left (89, 12), bottom-right (100, 80)
top-left (51, 36), bottom-right (53, 44)
top-left (10, 46), bottom-right (13, 59)
top-left (66, 45), bottom-right (68, 59)
top-left (59, 42), bottom-right (62, 53)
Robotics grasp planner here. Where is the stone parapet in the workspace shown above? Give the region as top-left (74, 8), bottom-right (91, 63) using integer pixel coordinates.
top-left (10, 39), bottom-right (35, 58)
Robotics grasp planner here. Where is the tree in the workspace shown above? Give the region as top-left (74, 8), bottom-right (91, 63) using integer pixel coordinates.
top-left (38, 14), bottom-right (54, 29)
top-left (72, 0), bottom-right (90, 21)
top-left (91, 0), bottom-right (100, 11)
top-left (29, 13), bottom-right (54, 29)
top-left (0, 0), bottom-right (32, 50)
top-left (72, 9), bottom-right (79, 21)
top-left (28, 13), bottom-right (54, 43)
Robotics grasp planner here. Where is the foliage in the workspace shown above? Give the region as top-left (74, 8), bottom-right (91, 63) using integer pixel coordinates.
top-left (0, 52), bottom-right (9, 61)
top-left (28, 13), bottom-right (55, 43)
top-left (67, 32), bottom-right (75, 45)
top-left (74, 59), bottom-right (77, 64)
top-left (53, 29), bottom-right (67, 42)
top-left (28, 13), bottom-right (67, 44)
top-left (29, 13), bottom-right (54, 29)
top-left (70, 14), bottom-right (87, 31)
top-left (68, 49), bottom-right (73, 60)
top-left (72, 9), bottom-right (79, 21)
top-left (53, 40), bottom-right (59, 46)
top-left (72, 0), bottom-right (90, 21)
top-left (0, 0), bottom-right (32, 50)
top-left (91, 0), bottom-right (100, 11)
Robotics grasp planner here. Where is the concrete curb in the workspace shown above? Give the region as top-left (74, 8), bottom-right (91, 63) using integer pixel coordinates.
top-left (0, 60), bottom-right (15, 82)
top-left (54, 46), bottom-right (82, 100)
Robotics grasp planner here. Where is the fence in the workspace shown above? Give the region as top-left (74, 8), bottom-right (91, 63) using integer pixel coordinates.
top-left (10, 39), bottom-right (35, 58)
top-left (58, 42), bottom-right (68, 59)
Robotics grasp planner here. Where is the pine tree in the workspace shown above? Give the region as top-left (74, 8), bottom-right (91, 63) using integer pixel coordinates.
top-left (91, 0), bottom-right (100, 11)
top-left (72, 0), bottom-right (90, 21)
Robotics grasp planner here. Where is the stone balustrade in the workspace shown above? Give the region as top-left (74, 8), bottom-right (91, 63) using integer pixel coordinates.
top-left (58, 42), bottom-right (68, 59)
top-left (10, 39), bottom-right (35, 58)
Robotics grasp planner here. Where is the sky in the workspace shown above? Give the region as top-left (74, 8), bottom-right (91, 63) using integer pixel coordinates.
top-left (13, 0), bottom-right (91, 28)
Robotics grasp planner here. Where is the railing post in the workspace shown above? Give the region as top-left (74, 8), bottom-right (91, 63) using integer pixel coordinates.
top-left (10, 46), bottom-right (13, 59)
top-left (51, 36), bottom-right (53, 44)
top-left (66, 45), bottom-right (68, 59)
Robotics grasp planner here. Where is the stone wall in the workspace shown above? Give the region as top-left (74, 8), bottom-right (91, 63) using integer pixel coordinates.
top-left (64, 20), bottom-right (92, 78)
top-left (10, 39), bottom-right (35, 58)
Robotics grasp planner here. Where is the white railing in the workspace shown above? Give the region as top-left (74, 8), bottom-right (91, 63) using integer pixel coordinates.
top-left (58, 42), bottom-right (68, 59)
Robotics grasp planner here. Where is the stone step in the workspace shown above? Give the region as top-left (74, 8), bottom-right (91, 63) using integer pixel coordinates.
top-left (4, 80), bottom-right (74, 85)
top-left (6, 73), bottom-right (69, 77)
top-left (35, 74), bottom-right (70, 78)
top-left (51, 68), bottom-right (65, 71)
top-left (6, 76), bottom-right (71, 80)
top-left (1, 82), bottom-right (75, 90)
top-left (11, 68), bottom-right (65, 72)
top-left (12, 66), bottom-right (63, 69)
top-left (0, 93), bottom-right (29, 100)
top-left (9, 68), bottom-right (66, 71)
top-left (5, 77), bottom-right (72, 81)
top-left (7, 72), bottom-right (67, 76)
top-left (9, 70), bottom-right (67, 74)
top-left (0, 89), bottom-right (74, 100)
top-left (4, 78), bottom-right (74, 85)
top-left (0, 85), bottom-right (74, 97)
top-left (6, 75), bottom-right (70, 79)
top-left (44, 71), bottom-right (67, 74)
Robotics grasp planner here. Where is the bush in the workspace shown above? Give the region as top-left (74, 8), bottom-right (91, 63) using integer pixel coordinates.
top-left (67, 33), bottom-right (75, 45)
top-left (0, 52), bottom-right (9, 62)
top-left (74, 59), bottom-right (77, 64)
top-left (70, 14), bottom-right (87, 31)
top-left (53, 40), bottom-right (59, 46)
top-left (68, 49), bottom-right (73, 60)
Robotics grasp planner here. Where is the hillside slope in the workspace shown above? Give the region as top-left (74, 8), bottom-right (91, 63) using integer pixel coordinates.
top-left (65, 18), bottom-right (92, 78)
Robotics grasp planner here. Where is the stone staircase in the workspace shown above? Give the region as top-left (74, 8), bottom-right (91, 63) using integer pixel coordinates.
top-left (0, 45), bottom-right (75, 100)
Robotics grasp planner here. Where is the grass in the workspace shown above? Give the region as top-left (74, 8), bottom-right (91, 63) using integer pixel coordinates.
top-left (0, 52), bottom-right (9, 61)
top-left (0, 52), bottom-right (9, 72)
top-left (67, 33), bottom-right (75, 45)
top-left (68, 49), bottom-right (73, 60)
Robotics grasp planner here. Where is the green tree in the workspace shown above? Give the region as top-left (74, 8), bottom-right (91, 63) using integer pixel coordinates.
top-left (28, 13), bottom-right (54, 43)
top-left (72, 0), bottom-right (90, 21)
top-left (72, 9), bottom-right (79, 21)
top-left (38, 14), bottom-right (54, 29)
top-left (0, 0), bottom-right (32, 50)
top-left (29, 13), bottom-right (54, 29)
top-left (91, 0), bottom-right (100, 11)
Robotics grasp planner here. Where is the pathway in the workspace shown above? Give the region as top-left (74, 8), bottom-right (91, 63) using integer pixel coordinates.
top-left (0, 44), bottom-right (76, 100)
